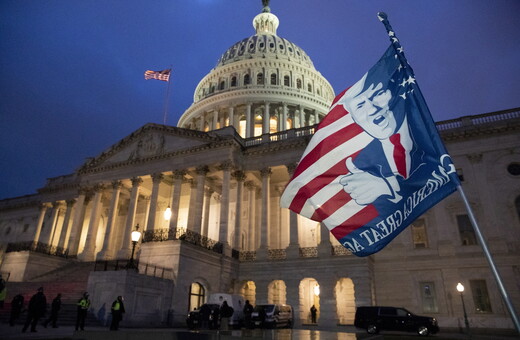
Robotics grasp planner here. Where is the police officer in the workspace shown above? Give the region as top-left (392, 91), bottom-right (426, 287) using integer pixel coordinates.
top-left (75, 292), bottom-right (90, 331)
top-left (110, 296), bottom-right (125, 330)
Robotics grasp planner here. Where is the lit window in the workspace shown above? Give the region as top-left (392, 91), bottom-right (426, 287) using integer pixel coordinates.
top-left (411, 218), bottom-right (428, 248)
top-left (470, 280), bottom-right (492, 313)
top-left (420, 282), bottom-right (438, 313)
top-left (457, 214), bottom-right (477, 246)
top-left (189, 282), bottom-right (205, 312)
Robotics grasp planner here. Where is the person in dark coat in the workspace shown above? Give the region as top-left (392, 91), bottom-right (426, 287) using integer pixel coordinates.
top-left (22, 287), bottom-right (46, 333)
top-left (109, 296), bottom-right (125, 330)
top-left (219, 301), bottom-right (234, 331)
top-left (199, 303), bottom-right (211, 329)
top-left (310, 305), bottom-right (317, 323)
top-left (243, 300), bottom-right (254, 329)
top-left (43, 293), bottom-right (61, 328)
top-left (9, 293), bottom-right (24, 326)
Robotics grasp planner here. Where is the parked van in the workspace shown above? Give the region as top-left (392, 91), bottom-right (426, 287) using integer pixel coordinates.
top-left (251, 304), bottom-right (293, 328)
top-left (354, 306), bottom-right (439, 336)
top-left (207, 293), bottom-right (245, 328)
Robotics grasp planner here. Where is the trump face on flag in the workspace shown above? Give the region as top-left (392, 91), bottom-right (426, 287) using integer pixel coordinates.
top-left (280, 45), bottom-right (460, 257)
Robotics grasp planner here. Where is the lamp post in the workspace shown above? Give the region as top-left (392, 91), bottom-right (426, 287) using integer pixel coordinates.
top-left (126, 224), bottom-right (141, 270)
top-left (457, 282), bottom-right (471, 338)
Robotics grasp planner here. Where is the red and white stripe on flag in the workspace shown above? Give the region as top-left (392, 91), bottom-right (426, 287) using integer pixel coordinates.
top-left (280, 89), bottom-right (379, 241)
top-left (144, 69), bottom-right (171, 82)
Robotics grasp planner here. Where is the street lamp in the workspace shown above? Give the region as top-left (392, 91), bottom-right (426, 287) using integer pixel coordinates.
top-left (456, 282), bottom-right (471, 338)
top-left (127, 224), bottom-right (141, 269)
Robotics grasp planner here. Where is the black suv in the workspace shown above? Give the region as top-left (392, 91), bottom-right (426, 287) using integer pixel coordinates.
top-left (354, 306), bottom-right (439, 336)
top-left (186, 303), bottom-right (220, 329)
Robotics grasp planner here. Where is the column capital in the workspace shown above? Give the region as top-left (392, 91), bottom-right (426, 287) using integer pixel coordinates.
top-left (260, 167), bottom-right (272, 178)
top-left (66, 199), bottom-right (76, 207)
top-left (93, 183), bottom-right (105, 192)
top-left (218, 161), bottom-right (234, 171)
top-left (173, 169), bottom-right (187, 179)
top-left (245, 181), bottom-right (256, 190)
top-left (131, 176), bottom-right (143, 186)
top-left (151, 173), bottom-right (164, 183)
top-left (232, 170), bottom-right (246, 182)
top-left (204, 187), bottom-right (214, 196)
top-left (195, 165), bottom-right (210, 175)
top-left (286, 162), bottom-right (298, 176)
top-left (39, 202), bottom-right (52, 210)
top-left (111, 180), bottom-right (123, 189)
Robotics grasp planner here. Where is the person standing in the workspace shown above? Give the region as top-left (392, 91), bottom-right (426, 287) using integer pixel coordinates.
top-left (243, 300), bottom-right (253, 329)
top-left (43, 293), bottom-right (61, 328)
top-left (9, 293), bottom-right (24, 326)
top-left (310, 305), bottom-right (317, 323)
top-left (75, 292), bottom-right (90, 331)
top-left (219, 301), bottom-right (234, 331)
top-left (110, 296), bottom-right (125, 330)
top-left (22, 287), bottom-right (46, 333)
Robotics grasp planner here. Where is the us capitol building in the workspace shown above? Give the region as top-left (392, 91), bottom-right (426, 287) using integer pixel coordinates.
top-left (1, 1), bottom-right (519, 333)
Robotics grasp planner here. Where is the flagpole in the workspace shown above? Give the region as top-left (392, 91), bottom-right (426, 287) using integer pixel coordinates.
top-left (163, 67), bottom-right (172, 125)
top-left (457, 185), bottom-right (520, 332)
top-left (378, 12), bottom-right (520, 333)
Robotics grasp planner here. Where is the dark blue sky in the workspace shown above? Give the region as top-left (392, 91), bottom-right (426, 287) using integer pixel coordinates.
top-left (1, 0), bottom-right (519, 200)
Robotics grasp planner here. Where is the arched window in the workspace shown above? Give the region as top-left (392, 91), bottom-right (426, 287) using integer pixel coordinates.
top-left (257, 73), bottom-right (264, 85)
top-left (270, 73), bottom-right (277, 85)
top-left (231, 76), bottom-right (237, 87)
top-left (209, 85), bottom-right (215, 94)
top-left (244, 74), bottom-right (251, 85)
top-left (188, 282), bottom-right (205, 312)
top-left (219, 81), bottom-right (225, 90)
top-left (307, 83), bottom-right (312, 92)
top-left (317, 88), bottom-right (320, 96)
top-left (296, 79), bottom-right (302, 89)
top-left (284, 75), bottom-right (290, 86)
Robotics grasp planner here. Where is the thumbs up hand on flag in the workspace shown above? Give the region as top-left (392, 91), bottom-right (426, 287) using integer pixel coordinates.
top-left (339, 157), bottom-right (398, 205)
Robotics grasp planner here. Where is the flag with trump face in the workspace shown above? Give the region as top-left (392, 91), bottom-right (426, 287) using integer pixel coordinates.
top-left (280, 44), bottom-right (460, 257)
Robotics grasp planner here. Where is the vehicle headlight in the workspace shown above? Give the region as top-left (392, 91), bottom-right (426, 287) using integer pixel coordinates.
top-left (432, 318), bottom-right (437, 325)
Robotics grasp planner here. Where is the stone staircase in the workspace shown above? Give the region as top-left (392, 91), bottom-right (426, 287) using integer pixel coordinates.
top-left (0, 257), bottom-right (103, 327)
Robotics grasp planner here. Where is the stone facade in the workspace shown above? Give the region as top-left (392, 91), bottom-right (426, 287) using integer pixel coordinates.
top-left (0, 2), bottom-right (519, 332)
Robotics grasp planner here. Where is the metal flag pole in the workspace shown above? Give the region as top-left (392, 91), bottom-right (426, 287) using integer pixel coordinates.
top-left (163, 67), bottom-right (172, 125)
top-left (377, 12), bottom-right (520, 333)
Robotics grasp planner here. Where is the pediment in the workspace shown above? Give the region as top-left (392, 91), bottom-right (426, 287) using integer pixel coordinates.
top-left (78, 124), bottom-right (218, 172)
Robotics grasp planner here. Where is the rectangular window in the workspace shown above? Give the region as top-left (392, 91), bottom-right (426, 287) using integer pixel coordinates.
top-left (457, 214), bottom-right (477, 246)
top-left (470, 280), bottom-right (492, 313)
top-left (411, 218), bottom-right (428, 248)
top-left (420, 282), bottom-right (438, 313)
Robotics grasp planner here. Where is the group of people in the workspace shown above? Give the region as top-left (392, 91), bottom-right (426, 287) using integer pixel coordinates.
top-left (3, 286), bottom-right (125, 332)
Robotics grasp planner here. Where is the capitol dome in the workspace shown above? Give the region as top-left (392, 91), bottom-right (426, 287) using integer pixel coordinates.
top-left (178, 3), bottom-right (335, 138)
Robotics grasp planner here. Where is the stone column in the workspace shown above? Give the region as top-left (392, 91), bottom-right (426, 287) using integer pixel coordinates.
top-left (57, 199), bottom-right (76, 250)
top-left (228, 106), bottom-right (235, 128)
top-left (78, 184), bottom-right (105, 261)
top-left (232, 170), bottom-right (246, 250)
top-left (318, 222), bottom-right (332, 257)
top-left (286, 278), bottom-right (302, 327)
top-left (188, 166), bottom-right (208, 234)
top-left (42, 202), bottom-right (61, 245)
top-left (299, 105), bottom-right (305, 128)
top-left (68, 189), bottom-right (91, 256)
top-left (218, 161), bottom-right (233, 253)
top-left (282, 103), bottom-right (288, 131)
top-left (245, 103), bottom-right (252, 138)
top-left (169, 170), bottom-right (186, 231)
top-left (262, 102), bottom-right (270, 134)
top-left (33, 203), bottom-right (50, 244)
top-left (118, 177), bottom-right (142, 259)
top-left (245, 181), bottom-right (257, 251)
top-left (202, 188), bottom-right (213, 237)
top-left (257, 167), bottom-right (271, 260)
top-left (317, 278), bottom-right (337, 328)
top-left (98, 180), bottom-right (122, 260)
top-left (146, 173), bottom-right (164, 232)
top-left (213, 110), bottom-right (219, 130)
top-left (285, 163), bottom-right (300, 258)
top-left (314, 110), bottom-right (319, 125)
top-left (186, 180), bottom-right (197, 232)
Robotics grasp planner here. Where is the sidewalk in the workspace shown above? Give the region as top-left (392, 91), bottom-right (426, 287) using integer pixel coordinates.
top-left (0, 323), bottom-right (518, 340)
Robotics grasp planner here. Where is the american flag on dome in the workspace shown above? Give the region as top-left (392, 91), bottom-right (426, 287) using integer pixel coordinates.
top-left (144, 69), bottom-right (171, 82)
top-left (280, 17), bottom-right (460, 257)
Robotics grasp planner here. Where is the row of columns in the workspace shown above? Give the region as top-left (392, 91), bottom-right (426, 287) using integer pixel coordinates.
top-left (32, 163), bottom-right (311, 262)
top-left (193, 102), bottom-right (320, 138)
